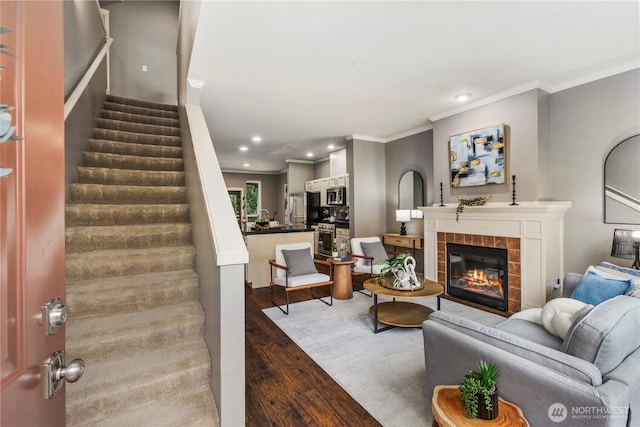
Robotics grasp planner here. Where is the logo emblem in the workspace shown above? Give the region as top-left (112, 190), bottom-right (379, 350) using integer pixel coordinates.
top-left (548, 403), bottom-right (568, 423)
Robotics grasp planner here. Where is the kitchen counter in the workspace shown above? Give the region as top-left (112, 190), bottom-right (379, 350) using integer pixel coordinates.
top-left (242, 226), bottom-right (313, 235)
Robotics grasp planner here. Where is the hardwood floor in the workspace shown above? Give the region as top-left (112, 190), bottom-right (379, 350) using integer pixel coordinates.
top-left (245, 285), bottom-right (382, 426)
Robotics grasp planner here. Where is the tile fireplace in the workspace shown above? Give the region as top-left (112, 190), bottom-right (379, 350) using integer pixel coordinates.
top-left (421, 202), bottom-right (571, 313)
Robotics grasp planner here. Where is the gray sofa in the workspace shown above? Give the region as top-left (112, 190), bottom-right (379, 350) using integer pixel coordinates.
top-left (423, 273), bottom-right (640, 427)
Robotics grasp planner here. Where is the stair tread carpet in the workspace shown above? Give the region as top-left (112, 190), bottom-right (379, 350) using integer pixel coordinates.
top-left (70, 183), bottom-right (186, 204)
top-left (65, 223), bottom-right (192, 252)
top-left (106, 94), bottom-right (178, 112)
top-left (103, 101), bottom-right (179, 119)
top-left (65, 203), bottom-right (190, 226)
top-left (93, 128), bottom-right (182, 146)
top-left (67, 270), bottom-right (199, 320)
top-left (66, 341), bottom-right (212, 426)
top-left (77, 166), bottom-right (185, 186)
top-left (100, 109), bottom-right (180, 128)
top-left (88, 138), bottom-right (183, 158)
top-left (83, 151), bottom-right (184, 171)
top-left (97, 117), bottom-right (181, 137)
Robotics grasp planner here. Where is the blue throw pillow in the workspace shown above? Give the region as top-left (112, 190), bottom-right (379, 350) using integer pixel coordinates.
top-left (571, 271), bottom-right (632, 305)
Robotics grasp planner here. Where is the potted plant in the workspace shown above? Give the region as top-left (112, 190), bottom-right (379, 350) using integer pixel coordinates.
top-left (459, 360), bottom-right (500, 420)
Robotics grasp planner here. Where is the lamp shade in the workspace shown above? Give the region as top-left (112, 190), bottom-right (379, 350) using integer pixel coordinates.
top-left (396, 209), bottom-right (411, 222)
top-left (611, 229), bottom-right (640, 259)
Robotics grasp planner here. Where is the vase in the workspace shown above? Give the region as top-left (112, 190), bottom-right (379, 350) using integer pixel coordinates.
top-left (477, 388), bottom-right (499, 420)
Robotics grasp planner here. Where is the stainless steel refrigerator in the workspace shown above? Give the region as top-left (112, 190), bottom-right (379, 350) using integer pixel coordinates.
top-left (288, 192), bottom-right (321, 228)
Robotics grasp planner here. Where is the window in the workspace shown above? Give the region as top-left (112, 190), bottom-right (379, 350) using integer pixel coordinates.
top-left (245, 181), bottom-right (261, 219)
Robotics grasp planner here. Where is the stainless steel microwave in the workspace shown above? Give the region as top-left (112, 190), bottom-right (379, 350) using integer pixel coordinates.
top-left (326, 187), bottom-right (346, 206)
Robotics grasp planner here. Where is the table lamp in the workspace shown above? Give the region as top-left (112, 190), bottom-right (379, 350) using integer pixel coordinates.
top-left (396, 209), bottom-right (411, 236)
top-left (611, 229), bottom-right (640, 270)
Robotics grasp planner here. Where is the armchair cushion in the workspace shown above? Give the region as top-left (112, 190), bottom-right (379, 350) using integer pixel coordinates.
top-left (562, 295), bottom-right (640, 375)
top-left (361, 241), bottom-right (388, 266)
top-left (273, 272), bottom-right (330, 288)
top-left (570, 271), bottom-right (632, 305)
top-left (282, 248), bottom-right (318, 277)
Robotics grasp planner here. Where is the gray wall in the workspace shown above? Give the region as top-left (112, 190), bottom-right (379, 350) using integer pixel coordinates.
top-left (64, 61), bottom-right (108, 201)
top-left (348, 139), bottom-right (387, 237)
top-left (550, 69), bottom-right (640, 273)
top-left (104, 1), bottom-right (179, 104)
top-left (314, 159), bottom-right (330, 179)
top-left (433, 89), bottom-right (544, 203)
top-left (287, 162), bottom-right (314, 194)
top-left (384, 130), bottom-right (433, 236)
top-left (222, 172), bottom-right (281, 220)
top-left (63, 0), bottom-right (105, 97)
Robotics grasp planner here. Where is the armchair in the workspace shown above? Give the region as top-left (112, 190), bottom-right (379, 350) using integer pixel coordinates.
top-left (269, 242), bottom-right (333, 315)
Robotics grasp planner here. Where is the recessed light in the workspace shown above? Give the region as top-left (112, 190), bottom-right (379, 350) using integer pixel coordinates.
top-left (455, 93), bottom-right (471, 102)
top-left (352, 61), bottom-right (361, 68)
top-left (243, 163), bottom-right (250, 167)
top-left (328, 144), bottom-right (335, 150)
top-left (252, 136), bottom-right (262, 142)
top-left (306, 152), bottom-right (313, 157)
top-left (239, 146), bottom-right (248, 151)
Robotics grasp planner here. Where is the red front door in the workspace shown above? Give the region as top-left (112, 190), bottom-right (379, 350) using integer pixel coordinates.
top-left (1, 1), bottom-right (67, 425)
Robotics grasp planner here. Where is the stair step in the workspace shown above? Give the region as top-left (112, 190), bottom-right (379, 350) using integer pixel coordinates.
top-left (66, 223), bottom-right (192, 252)
top-left (67, 302), bottom-right (204, 362)
top-left (96, 117), bottom-right (181, 137)
top-left (65, 203), bottom-right (190, 226)
top-left (67, 270), bottom-right (199, 320)
top-left (106, 95), bottom-right (178, 112)
top-left (66, 340), bottom-right (212, 427)
top-left (88, 139), bottom-right (183, 159)
top-left (82, 391), bottom-right (217, 427)
top-left (70, 183), bottom-right (186, 204)
top-left (83, 151), bottom-right (183, 171)
top-left (66, 245), bottom-right (195, 281)
top-left (93, 128), bottom-right (181, 147)
top-left (77, 167), bottom-right (185, 186)
top-left (103, 101), bottom-right (178, 120)
top-left (100, 109), bottom-right (179, 128)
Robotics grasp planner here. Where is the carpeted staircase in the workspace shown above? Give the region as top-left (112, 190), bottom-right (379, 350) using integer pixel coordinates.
top-left (65, 95), bottom-right (219, 426)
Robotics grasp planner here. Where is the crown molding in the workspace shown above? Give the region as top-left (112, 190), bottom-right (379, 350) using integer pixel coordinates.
top-left (348, 134), bottom-right (386, 143)
top-left (285, 159), bottom-right (314, 164)
top-left (221, 169), bottom-right (281, 175)
top-left (383, 124), bottom-right (433, 143)
top-left (547, 62), bottom-right (640, 94)
top-left (429, 81), bottom-right (542, 122)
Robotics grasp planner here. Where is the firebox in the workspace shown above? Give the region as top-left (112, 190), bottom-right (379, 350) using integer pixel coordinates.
top-left (446, 243), bottom-right (508, 312)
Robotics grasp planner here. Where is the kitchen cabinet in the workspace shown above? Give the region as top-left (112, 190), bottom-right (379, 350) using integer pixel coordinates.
top-left (305, 173), bottom-right (349, 207)
top-left (329, 174), bottom-right (347, 188)
top-left (305, 180), bottom-right (321, 192)
top-left (319, 178), bottom-right (329, 206)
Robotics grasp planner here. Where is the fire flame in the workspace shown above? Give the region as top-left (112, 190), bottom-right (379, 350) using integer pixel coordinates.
top-left (462, 268), bottom-right (503, 294)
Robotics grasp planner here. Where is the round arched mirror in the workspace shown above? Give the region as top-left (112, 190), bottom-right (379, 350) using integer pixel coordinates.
top-left (398, 170), bottom-right (424, 210)
top-left (604, 134), bottom-right (639, 224)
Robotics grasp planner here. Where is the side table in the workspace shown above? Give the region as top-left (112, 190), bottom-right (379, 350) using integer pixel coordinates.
top-left (432, 385), bottom-right (529, 427)
top-left (331, 258), bottom-right (356, 300)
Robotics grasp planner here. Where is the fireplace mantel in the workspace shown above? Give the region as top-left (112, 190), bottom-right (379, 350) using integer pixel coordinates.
top-left (420, 201), bottom-right (571, 310)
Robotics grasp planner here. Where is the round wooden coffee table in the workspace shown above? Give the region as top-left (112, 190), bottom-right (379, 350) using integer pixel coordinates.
top-left (364, 277), bottom-right (443, 333)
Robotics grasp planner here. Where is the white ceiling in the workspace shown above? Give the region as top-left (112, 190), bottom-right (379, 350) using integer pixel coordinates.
top-left (187, 1), bottom-right (640, 173)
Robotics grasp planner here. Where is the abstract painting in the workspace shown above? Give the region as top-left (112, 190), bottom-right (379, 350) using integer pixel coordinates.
top-left (450, 124), bottom-right (506, 188)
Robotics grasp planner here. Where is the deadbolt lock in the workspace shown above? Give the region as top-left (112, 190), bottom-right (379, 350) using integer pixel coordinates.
top-left (42, 350), bottom-right (84, 399)
top-left (43, 297), bottom-right (68, 336)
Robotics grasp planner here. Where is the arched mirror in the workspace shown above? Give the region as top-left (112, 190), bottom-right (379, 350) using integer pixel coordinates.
top-left (604, 134), bottom-right (640, 224)
top-left (398, 170), bottom-right (424, 210)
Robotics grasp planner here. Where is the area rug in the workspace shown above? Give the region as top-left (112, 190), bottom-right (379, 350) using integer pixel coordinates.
top-left (263, 293), bottom-right (504, 427)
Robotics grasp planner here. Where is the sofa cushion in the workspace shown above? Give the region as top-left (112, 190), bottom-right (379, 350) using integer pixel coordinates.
top-left (570, 271), bottom-right (632, 305)
top-left (496, 318), bottom-right (563, 350)
top-left (562, 295), bottom-right (640, 375)
top-left (540, 298), bottom-right (592, 339)
top-left (595, 262), bottom-right (640, 297)
top-left (361, 241), bottom-right (388, 266)
top-left (429, 311), bottom-right (602, 386)
top-left (282, 248), bottom-right (318, 277)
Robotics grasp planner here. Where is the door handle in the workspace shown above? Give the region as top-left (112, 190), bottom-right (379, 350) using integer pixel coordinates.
top-left (42, 297), bottom-right (68, 336)
top-left (42, 350), bottom-right (84, 399)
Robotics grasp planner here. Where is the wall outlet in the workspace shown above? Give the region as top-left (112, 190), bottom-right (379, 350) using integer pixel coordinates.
top-left (142, 65), bottom-right (148, 72)
top-left (551, 277), bottom-right (561, 289)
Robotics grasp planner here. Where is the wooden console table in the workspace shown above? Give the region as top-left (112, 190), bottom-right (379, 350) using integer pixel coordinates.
top-left (381, 233), bottom-right (423, 258)
top-left (432, 385), bottom-right (529, 427)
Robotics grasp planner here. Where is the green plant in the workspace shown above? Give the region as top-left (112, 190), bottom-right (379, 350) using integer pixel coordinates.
top-left (455, 195), bottom-right (491, 222)
top-left (459, 360), bottom-right (500, 418)
top-left (379, 252), bottom-right (408, 277)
